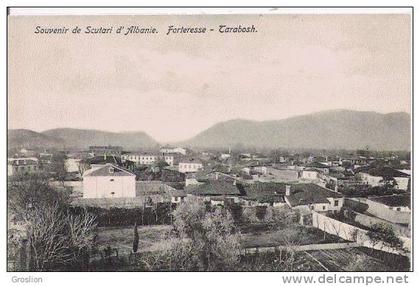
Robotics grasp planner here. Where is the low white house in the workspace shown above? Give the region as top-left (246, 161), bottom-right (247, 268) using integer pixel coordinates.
top-left (359, 167), bottom-right (410, 191)
top-left (300, 170), bottom-right (319, 181)
top-left (284, 183), bottom-right (344, 214)
top-left (365, 195), bottom-right (411, 224)
top-left (82, 164), bottom-right (136, 198)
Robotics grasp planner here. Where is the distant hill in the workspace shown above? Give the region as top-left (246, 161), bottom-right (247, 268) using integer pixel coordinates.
top-left (8, 128), bottom-right (158, 150)
top-left (8, 129), bottom-right (65, 150)
top-left (42, 128), bottom-right (158, 150)
top-left (181, 110), bottom-right (411, 151)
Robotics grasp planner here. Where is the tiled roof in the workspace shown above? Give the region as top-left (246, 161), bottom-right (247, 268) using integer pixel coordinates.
top-left (285, 183), bottom-right (342, 207)
top-left (185, 180), bottom-right (241, 196)
top-left (303, 168), bottom-right (319, 173)
top-left (242, 182), bottom-right (285, 203)
top-left (179, 157), bottom-right (203, 164)
top-left (369, 194), bottom-right (411, 208)
top-left (165, 189), bottom-right (187, 197)
top-left (306, 162), bottom-right (329, 168)
top-left (367, 167), bottom-right (410, 178)
top-left (84, 155), bottom-right (122, 165)
top-left (84, 164), bottom-right (135, 177)
top-left (135, 181), bottom-right (172, 195)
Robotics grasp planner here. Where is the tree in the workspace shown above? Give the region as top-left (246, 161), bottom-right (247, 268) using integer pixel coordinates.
top-left (8, 173), bottom-right (70, 215)
top-left (78, 161), bottom-right (90, 177)
top-left (155, 160), bottom-right (169, 169)
top-left (242, 207), bottom-right (259, 223)
top-left (44, 152), bottom-right (67, 183)
top-left (163, 198), bottom-right (241, 271)
top-left (66, 208), bottom-right (98, 267)
top-left (380, 177), bottom-right (397, 190)
top-left (367, 223), bottom-right (405, 254)
top-left (25, 204), bottom-right (97, 271)
top-left (8, 172), bottom-right (97, 271)
top-left (264, 206), bottom-right (296, 229)
top-left (133, 223), bottom-right (139, 253)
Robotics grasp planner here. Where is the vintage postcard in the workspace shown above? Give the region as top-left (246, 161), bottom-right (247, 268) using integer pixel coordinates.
top-left (6, 7), bottom-right (412, 274)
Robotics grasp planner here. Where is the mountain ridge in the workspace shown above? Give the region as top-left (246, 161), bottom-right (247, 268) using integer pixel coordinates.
top-left (8, 110), bottom-right (411, 151)
top-left (8, 128), bottom-right (158, 150)
top-left (179, 110), bottom-right (411, 151)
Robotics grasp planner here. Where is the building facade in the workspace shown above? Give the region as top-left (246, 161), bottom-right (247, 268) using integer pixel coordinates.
top-left (8, 158), bottom-right (39, 176)
top-left (83, 164), bottom-right (136, 198)
top-left (122, 153), bottom-right (174, 166)
top-left (89, 145), bottom-right (123, 156)
top-left (179, 160), bottom-right (203, 173)
top-left (160, 147), bottom-right (187, 155)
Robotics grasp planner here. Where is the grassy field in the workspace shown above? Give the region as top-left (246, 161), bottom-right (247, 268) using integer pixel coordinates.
top-left (97, 223), bottom-right (344, 253)
top-left (303, 247), bottom-right (410, 271)
top-left (96, 225), bottom-right (172, 255)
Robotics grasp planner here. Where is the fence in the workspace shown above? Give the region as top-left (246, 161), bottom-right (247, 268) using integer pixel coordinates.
top-left (241, 242), bottom-right (359, 255)
top-left (311, 211), bottom-right (411, 256)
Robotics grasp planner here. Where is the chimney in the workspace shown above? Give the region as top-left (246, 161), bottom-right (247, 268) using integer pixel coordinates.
top-left (285, 185), bottom-right (291, 196)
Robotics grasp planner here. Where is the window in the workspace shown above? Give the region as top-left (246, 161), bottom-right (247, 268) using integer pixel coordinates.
top-left (334, 200), bottom-right (339, 206)
top-left (322, 206), bottom-right (326, 210)
top-left (110, 179), bottom-right (114, 182)
top-left (397, 207), bottom-right (401, 211)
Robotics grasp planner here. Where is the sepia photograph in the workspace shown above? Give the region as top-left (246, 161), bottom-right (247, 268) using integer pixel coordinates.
top-left (6, 7), bottom-right (413, 273)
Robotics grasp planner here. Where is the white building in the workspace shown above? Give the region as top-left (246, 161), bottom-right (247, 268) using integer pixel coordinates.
top-left (284, 183), bottom-right (344, 214)
top-left (8, 157), bottom-right (39, 176)
top-left (65, 158), bottom-right (82, 173)
top-left (122, 153), bottom-right (174, 166)
top-left (82, 164), bottom-right (136, 198)
top-left (359, 167), bottom-right (410, 191)
top-left (300, 170), bottom-right (319, 181)
top-left (160, 147), bottom-right (187, 155)
top-left (220, 153), bottom-right (231, 160)
top-left (179, 159), bottom-right (203, 173)
top-left (364, 195), bottom-right (411, 224)
top-left (359, 172), bottom-right (382, 187)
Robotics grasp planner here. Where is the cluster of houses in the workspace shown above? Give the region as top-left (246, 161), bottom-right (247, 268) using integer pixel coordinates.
top-left (8, 145), bottom-right (411, 232)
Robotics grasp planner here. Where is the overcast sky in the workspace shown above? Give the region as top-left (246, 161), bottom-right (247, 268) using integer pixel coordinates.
top-left (8, 13), bottom-right (411, 142)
